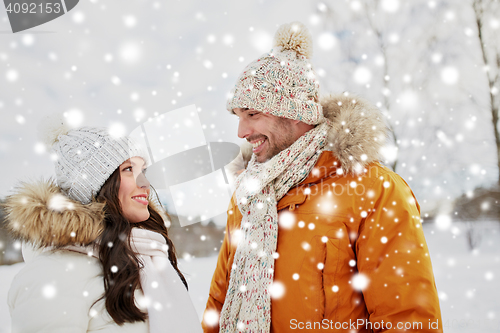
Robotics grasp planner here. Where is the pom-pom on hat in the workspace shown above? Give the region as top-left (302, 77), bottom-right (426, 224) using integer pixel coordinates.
top-left (38, 114), bottom-right (150, 205)
top-left (226, 21), bottom-right (323, 125)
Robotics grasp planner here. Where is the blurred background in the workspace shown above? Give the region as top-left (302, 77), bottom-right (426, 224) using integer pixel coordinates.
top-left (0, 0), bottom-right (499, 332)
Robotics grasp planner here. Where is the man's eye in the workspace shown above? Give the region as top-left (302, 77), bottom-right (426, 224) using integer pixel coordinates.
top-left (248, 113), bottom-right (257, 117)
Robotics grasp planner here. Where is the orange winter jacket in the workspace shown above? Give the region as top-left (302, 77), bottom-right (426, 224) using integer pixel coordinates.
top-left (203, 94), bottom-right (443, 333)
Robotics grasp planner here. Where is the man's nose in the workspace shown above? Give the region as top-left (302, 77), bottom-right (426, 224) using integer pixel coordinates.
top-left (136, 172), bottom-right (150, 189)
top-left (238, 119), bottom-right (252, 139)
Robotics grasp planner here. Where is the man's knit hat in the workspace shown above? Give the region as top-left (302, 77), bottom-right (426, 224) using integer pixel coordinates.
top-left (226, 22), bottom-right (323, 125)
top-left (39, 115), bottom-right (150, 204)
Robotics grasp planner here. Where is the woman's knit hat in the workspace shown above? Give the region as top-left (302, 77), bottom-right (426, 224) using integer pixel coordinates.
top-left (39, 115), bottom-right (149, 205)
top-left (226, 22), bottom-right (323, 125)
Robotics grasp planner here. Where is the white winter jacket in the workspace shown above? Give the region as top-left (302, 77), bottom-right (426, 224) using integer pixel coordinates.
top-left (3, 180), bottom-right (193, 333)
top-left (8, 246), bottom-right (148, 333)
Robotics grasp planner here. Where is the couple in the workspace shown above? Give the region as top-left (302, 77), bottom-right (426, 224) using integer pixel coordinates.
top-left (5, 22), bottom-right (442, 333)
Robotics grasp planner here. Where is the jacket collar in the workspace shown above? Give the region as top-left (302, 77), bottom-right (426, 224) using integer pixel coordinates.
top-left (320, 93), bottom-right (387, 175)
top-left (299, 151), bottom-right (339, 186)
top-left (275, 152), bottom-right (338, 211)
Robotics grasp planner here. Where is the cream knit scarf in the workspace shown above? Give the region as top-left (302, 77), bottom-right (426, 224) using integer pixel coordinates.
top-left (130, 228), bottom-right (202, 333)
top-left (219, 121), bottom-right (330, 333)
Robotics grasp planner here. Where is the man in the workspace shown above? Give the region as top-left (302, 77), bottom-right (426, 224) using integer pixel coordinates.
top-left (203, 22), bottom-right (442, 333)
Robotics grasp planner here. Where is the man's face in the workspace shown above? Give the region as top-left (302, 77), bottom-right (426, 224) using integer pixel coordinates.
top-left (234, 108), bottom-right (297, 163)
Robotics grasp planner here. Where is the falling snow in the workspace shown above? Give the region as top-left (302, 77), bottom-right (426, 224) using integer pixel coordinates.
top-left (0, 1), bottom-right (499, 332)
top-left (41, 284), bottom-right (57, 299)
top-left (352, 273), bottom-right (370, 291)
top-left (269, 281), bottom-right (285, 299)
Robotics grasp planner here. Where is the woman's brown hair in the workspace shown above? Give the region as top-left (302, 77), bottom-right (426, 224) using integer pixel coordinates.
top-left (95, 168), bottom-right (187, 325)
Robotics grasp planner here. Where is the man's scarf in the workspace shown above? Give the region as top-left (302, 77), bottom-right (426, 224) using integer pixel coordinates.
top-left (219, 121), bottom-right (330, 332)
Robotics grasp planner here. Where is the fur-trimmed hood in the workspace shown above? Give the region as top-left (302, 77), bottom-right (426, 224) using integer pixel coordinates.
top-left (3, 179), bottom-right (105, 248)
top-left (321, 93), bottom-right (387, 174)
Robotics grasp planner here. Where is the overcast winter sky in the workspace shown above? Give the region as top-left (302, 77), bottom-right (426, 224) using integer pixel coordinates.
top-left (0, 0), bottom-right (498, 223)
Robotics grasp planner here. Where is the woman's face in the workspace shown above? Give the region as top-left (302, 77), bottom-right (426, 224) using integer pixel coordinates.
top-left (118, 157), bottom-right (150, 223)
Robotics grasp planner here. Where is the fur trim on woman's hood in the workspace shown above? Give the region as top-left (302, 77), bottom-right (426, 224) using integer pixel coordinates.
top-left (321, 93), bottom-right (387, 174)
top-left (3, 179), bottom-right (105, 248)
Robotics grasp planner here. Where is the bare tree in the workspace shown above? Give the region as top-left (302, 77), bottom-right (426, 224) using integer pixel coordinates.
top-left (315, 0), bottom-right (447, 173)
top-left (472, 0), bottom-right (500, 185)
top-left (362, 0), bottom-right (400, 171)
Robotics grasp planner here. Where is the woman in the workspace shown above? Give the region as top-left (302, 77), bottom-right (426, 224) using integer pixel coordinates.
top-left (4, 119), bottom-right (202, 333)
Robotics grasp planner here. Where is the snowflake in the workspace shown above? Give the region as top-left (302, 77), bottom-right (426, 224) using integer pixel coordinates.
top-left (269, 281), bottom-right (285, 299)
top-left (203, 309), bottom-right (220, 326)
top-left (352, 273), bottom-right (369, 291)
top-left (42, 284), bottom-right (57, 299)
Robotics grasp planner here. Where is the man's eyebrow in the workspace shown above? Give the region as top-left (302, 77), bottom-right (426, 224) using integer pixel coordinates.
top-left (233, 108), bottom-right (250, 116)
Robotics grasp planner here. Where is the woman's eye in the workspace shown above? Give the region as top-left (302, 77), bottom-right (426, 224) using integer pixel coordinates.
top-left (142, 168), bottom-right (147, 175)
top-left (123, 166), bottom-right (132, 171)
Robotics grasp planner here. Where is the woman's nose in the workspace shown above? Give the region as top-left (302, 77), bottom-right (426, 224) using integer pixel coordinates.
top-left (136, 172), bottom-right (150, 189)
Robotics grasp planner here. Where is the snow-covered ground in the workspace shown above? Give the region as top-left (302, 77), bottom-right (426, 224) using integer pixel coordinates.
top-left (425, 221), bottom-right (500, 332)
top-left (1, 221), bottom-right (499, 332)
